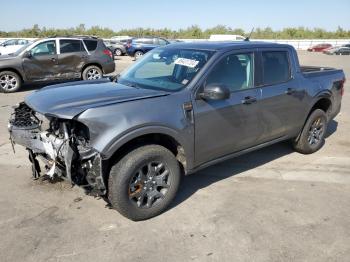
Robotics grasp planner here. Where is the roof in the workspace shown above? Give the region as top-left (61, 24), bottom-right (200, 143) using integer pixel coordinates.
top-left (166, 41), bottom-right (291, 51)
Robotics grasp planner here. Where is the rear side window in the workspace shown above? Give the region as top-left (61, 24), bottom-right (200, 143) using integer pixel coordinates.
top-left (60, 40), bottom-right (82, 53)
top-left (83, 40), bottom-right (98, 51)
top-left (262, 51), bottom-right (290, 85)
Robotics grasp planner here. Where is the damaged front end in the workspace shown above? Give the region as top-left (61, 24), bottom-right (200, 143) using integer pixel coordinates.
top-left (8, 102), bottom-right (106, 195)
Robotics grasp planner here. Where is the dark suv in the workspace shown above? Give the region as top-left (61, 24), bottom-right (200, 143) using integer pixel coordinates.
top-left (126, 37), bottom-right (169, 58)
top-left (0, 36), bottom-right (115, 92)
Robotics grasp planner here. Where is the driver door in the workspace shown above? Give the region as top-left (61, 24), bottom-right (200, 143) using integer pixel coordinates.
top-left (193, 51), bottom-right (263, 166)
top-left (23, 40), bottom-right (59, 81)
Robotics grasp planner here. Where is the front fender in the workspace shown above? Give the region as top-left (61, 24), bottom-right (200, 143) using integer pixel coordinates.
top-left (101, 125), bottom-right (194, 170)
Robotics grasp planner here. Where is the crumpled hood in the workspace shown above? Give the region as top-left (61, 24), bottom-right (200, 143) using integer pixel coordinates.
top-left (25, 79), bottom-right (170, 119)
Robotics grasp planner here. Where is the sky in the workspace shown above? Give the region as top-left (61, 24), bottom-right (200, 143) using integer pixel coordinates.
top-left (1, 0), bottom-right (350, 32)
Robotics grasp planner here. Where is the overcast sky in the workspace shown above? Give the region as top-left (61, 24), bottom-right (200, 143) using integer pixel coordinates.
top-left (1, 0), bottom-right (350, 31)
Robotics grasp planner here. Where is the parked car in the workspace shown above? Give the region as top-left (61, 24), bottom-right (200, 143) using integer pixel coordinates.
top-left (8, 42), bottom-right (345, 220)
top-left (307, 43), bottom-right (332, 52)
top-left (111, 36), bottom-right (132, 42)
top-left (104, 40), bottom-right (126, 56)
top-left (126, 37), bottom-right (170, 58)
top-left (324, 46), bottom-right (350, 55)
top-left (209, 34), bottom-right (246, 41)
top-left (0, 39), bottom-right (32, 56)
top-left (0, 36), bottom-right (115, 92)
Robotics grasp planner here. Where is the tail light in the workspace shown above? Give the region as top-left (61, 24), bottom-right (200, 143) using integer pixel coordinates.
top-left (340, 78), bottom-right (346, 96)
top-left (103, 49), bottom-right (113, 58)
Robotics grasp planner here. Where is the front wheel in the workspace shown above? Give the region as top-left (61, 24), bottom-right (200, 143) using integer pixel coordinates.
top-left (82, 65), bottom-right (102, 80)
top-left (0, 71), bottom-right (22, 93)
top-left (108, 145), bottom-right (181, 221)
top-left (292, 109), bottom-right (328, 154)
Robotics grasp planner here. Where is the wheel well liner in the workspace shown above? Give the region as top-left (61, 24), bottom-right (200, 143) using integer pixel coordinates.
top-left (310, 97), bottom-right (332, 117)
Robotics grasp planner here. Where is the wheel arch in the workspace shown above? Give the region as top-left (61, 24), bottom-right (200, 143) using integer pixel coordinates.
top-left (81, 63), bottom-right (103, 76)
top-left (0, 68), bottom-right (25, 82)
top-left (309, 95), bottom-right (333, 119)
top-left (104, 128), bottom-right (189, 175)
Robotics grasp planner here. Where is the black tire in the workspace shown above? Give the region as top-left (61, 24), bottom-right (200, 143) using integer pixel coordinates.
top-left (82, 65), bottom-right (103, 80)
top-left (108, 145), bottom-right (181, 221)
top-left (0, 71), bottom-right (21, 93)
top-left (134, 50), bottom-right (144, 59)
top-left (114, 48), bottom-right (122, 56)
top-left (293, 109), bottom-right (328, 154)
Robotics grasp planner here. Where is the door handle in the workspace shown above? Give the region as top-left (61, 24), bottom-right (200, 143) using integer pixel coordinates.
top-left (51, 57), bottom-right (57, 62)
top-left (242, 96), bottom-right (257, 105)
top-left (285, 88), bottom-right (296, 95)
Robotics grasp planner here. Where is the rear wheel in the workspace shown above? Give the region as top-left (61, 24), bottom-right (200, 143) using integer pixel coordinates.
top-left (293, 109), bottom-right (328, 154)
top-left (108, 145), bottom-right (181, 221)
top-left (114, 48), bottom-right (122, 56)
top-left (0, 71), bottom-right (21, 93)
top-left (82, 65), bottom-right (102, 80)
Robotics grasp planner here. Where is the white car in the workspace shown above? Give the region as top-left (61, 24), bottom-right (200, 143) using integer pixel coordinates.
top-left (0, 39), bottom-right (31, 56)
top-left (209, 34), bottom-right (246, 41)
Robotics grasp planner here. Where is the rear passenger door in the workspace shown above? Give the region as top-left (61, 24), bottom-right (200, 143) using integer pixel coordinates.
top-left (57, 39), bottom-right (87, 79)
top-left (257, 49), bottom-right (306, 141)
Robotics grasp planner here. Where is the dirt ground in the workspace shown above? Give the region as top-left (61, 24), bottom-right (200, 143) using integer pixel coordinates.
top-left (0, 52), bottom-right (349, 262)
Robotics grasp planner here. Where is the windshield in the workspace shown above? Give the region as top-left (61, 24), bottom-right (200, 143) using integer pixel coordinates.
top-left (118, 48), bottom-right (214, 91)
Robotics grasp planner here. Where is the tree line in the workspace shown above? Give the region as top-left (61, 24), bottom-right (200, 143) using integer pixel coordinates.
top-left (1, 24), bottom-right (349, 39)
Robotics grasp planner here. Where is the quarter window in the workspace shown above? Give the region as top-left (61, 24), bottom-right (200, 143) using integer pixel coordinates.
top-left (83, 40), bottom-right (98, 51)
top-left (60, 40), bottom-right (82, 53)
top-left (206, 53), bottom-right (254, 92)
top-left (262, 51), bottom-right (290, 85)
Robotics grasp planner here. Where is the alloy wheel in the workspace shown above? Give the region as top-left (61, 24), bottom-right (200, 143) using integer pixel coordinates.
top-left (307, 117), bottom-right (325, 145)
top-left (86, 68), bottom-right (101, 80)
top-left (0, 74), bottom-right (17, 91)
top-left (128, 161), bottom-right (170, 208)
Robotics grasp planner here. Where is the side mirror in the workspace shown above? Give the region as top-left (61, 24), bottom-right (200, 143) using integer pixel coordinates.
top-left (199, 84), bottom-right (230, 100)
top-left (23, 51), bottom-right (32, 58)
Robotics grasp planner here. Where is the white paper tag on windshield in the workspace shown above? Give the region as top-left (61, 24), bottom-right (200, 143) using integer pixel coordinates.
top-left (174, 58), bottom-right (199, 68)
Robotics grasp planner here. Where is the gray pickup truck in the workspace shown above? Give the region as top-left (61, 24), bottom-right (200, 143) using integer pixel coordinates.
top-left (8, 42), bottom-right (345, 220)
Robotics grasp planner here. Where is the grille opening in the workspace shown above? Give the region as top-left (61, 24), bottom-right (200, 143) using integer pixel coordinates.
top-left (10, 103), bottom-right (40, 128)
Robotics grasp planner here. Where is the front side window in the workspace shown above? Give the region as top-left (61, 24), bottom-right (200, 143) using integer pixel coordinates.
top-left (60, 39), bottom-right (82, 53)
top-left (262, 51), bottom-right (290, 85)
top-left (206, 53), bottom-right (254, 92)
top-left (118, 48), bottom-right (214, 91)
top-left (30, 40), bottom-right (56, 56)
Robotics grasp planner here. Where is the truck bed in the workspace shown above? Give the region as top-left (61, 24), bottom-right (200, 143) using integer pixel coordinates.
top-left (301, 66), bottom-right (343, 77)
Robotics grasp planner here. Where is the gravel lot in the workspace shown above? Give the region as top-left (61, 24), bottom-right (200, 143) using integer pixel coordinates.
top-left (0, 52), bottom-right (349, 262)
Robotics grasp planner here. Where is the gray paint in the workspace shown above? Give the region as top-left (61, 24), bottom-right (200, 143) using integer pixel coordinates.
top-left (19, 42), bottom-right (345, 173)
